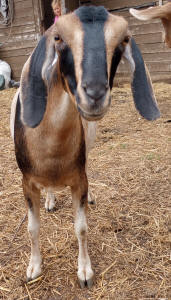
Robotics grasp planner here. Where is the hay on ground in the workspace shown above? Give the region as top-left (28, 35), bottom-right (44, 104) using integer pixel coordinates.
top-left (0, 83), bottom-right (170, 299)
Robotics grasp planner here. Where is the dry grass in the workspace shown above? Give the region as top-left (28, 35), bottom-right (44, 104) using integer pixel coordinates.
top-left (0, 83), bottom-right (170, 300)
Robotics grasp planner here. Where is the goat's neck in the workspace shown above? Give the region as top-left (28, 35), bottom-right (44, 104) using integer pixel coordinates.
top-left (43, 83), bottom-right (81, 137)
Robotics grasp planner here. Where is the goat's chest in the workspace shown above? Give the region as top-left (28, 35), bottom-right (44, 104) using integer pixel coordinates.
top-left (26, 127), bottom-right (85, 186)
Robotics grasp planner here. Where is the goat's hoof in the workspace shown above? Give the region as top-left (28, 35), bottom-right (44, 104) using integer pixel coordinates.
top-left (78, 277), bottom-right (94, 289)
top-left (78, 270), bottom-right (94, 289)
top-left (87, 277), bottom-right (94, 288)
top-left (88, 199), bottom-right (95, 205)
top-left (88, 192), bottom-right (95, 205)
top-left (45, 197), bottom-right (56, 212)
top-left (46, 207), bottom-right (56, 213)
top-left (26, 261), bottom-right (42, 281)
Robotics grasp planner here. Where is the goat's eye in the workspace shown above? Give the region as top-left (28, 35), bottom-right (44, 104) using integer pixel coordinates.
top-left (54, 36), bottom-right (61, 41)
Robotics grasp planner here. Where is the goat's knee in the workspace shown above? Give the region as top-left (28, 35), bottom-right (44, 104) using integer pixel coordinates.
top-left (75, 208), bottom-right (87, 238)
top-left (27, 209), bottom-right (40, 238)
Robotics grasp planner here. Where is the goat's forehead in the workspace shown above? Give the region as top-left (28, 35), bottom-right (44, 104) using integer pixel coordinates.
top-left (104, 14), bottom-right (128, 44)
top-left (54, 11), bottom-right (128, 48)
top-left (53, 13), bottom-right (83, 47)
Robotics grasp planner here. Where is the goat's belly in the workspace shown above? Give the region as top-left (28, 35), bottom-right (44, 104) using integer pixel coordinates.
top-left (28, 158), bottom-right (81, 189)
top-left (34, 180), bottom-right (66, 192)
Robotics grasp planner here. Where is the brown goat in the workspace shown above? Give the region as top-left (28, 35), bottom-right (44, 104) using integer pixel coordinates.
top-left (130, 2), bottom-right (171, 48)
top-left (10, 6), bottom-right (160, 288)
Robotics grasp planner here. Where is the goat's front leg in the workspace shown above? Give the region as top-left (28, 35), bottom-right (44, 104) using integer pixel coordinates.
top-left (86, 163), bottom-right (94, 205)
top-left (71, 177), bottom-right (94, 288)
top-left (23, 178), bottom-right (42, 281)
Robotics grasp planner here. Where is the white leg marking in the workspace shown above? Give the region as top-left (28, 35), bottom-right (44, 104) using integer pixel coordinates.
top-left (45, 191), bottom-right (56, 211)
top-left (27, 209), bottom-right (42, 280)
top-left (75, 208), bottom-right (94, 286)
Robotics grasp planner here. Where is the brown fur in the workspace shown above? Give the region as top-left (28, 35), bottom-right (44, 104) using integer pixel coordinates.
top-left (104, 14), bottom-right (128, 76)
top-left (16, 12), bottom-right (129, 193)
top-left (12, 9), bottom-right (132, 285)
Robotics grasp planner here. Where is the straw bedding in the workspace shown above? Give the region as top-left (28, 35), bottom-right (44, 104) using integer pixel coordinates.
top-left (0, 83), bottom-right (170, 299)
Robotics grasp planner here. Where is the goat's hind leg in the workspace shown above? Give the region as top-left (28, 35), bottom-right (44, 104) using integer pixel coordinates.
top-left (45, 190), bottom-right (56, 212)
top-left (71, 179), bottom-right (94, 288)
top-left (88, 188), bottom-right (94, 205)
top-left (23, 178), bottom-right (42, 281)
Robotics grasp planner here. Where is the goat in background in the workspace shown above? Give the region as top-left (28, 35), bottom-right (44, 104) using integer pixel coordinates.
top-left (130, 2), bottom-right (171, 48)
top-left (0, 59), bottom-right (19, 90)
top-left (10, 6), bottom-right (160, 288)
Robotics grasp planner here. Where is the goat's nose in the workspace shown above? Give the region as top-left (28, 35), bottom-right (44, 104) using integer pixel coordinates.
top-left (82, 82), bottom-right (109, 102)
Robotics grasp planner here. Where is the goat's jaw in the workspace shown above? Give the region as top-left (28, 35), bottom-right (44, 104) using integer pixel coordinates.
top-left (77, 96), bottom-right (111, 121)
top-left (77, 105), bottom-right (108, 121)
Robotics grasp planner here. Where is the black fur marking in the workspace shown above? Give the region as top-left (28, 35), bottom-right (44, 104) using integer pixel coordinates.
top-left (109, 47), bottom-right (123, 90)
top-left (26, 197), bottom-right (33, 209)
top-left (22, 36), bottom-right (47, 128)
top-left (80, 192), bottom-right (88, 207)
top-left (75, 6), bottom-right (108, 23)
top-left (131, 38), bottom-right (160, 120)
top-left (59, 44), bottom-right (77, 95)
top-left (76, 6), bottom-right (108, 96)
top-left (14, 96), bottom-right (32, 173)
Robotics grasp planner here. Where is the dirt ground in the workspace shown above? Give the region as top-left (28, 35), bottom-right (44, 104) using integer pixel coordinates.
top-left (0, 83), bottom-right (170, 300)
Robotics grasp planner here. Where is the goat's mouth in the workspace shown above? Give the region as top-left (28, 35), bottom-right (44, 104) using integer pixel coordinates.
top-left (77, 105), bottom-right (108, 121)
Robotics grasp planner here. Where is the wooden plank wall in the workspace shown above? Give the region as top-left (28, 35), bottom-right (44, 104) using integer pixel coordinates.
top-left (1, 0), bottom-right (171, 82)
top-left (0, 0), bottom-right (41, 81)
top-left (65, 0), bottom-right (79, 12)
top-left (0, 0), bottom-right (79, 81)
top-left (81, 0), bottom-right (171, 82)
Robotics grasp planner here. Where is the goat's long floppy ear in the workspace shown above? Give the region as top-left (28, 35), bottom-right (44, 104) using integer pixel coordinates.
top-left (130, 4), bottom-right (171, 47)
top-left (122, 38), bottom-right (160, 120)
top-left (20, 35), bottom-right (56, 128)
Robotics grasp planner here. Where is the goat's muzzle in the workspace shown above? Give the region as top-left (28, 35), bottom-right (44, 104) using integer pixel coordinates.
top-left (76, 83), bottom-right (111, 121)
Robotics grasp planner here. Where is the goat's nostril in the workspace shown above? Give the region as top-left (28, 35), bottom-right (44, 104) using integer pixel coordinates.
top-left (82, 82), bottom-right (108, 101)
